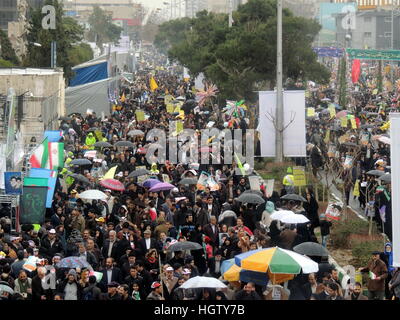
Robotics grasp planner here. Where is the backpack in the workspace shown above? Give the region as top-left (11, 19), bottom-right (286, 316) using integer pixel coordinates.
top-left (83, 288), bottom-right (94, 300)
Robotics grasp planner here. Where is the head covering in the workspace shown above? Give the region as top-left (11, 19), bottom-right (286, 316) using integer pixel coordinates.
top-left (68, 269), bottom-right (77, 280)
top-left (96, 217), bottom-right (105, 223)
top-left (143, 229), bottom-right (151, 235)
top-left (108, 281), bottom-right (119, 288)
top-left (182, 268), bottom-right (191, 275)
top-left (70, 190), bottom-right (77, 194)
top-left (166, 266), bottom-right (174, 272)
top-left (151, 281), bottom-right (161, 289)
top-left (265, 201), bottom-right (275, 213)
top-left (49, 229), bottom-right (56, 234)
top-left (385, 242), bottom-right (394, 272)
top-left (287, 167), bottom-right (293, 174)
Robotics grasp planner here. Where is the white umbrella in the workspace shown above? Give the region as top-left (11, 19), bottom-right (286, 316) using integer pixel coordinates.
top-left (180, 276), bottom-right (227, 289)
top-left (78, 190), bottom-right (108, 200)
top-left (0, 284), bottom-right (14, 295)
top-left (281, 214), bottom-right (310, 224)
top-left (218, 210), bottom-right (237, 223)
top-left (270, 210), bottom-right (294, 221)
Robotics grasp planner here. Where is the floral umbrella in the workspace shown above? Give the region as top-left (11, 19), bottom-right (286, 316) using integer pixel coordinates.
top-left (196, 82), bottom-right (219, 107)
top-left (100, 179), bottom-right (125, 191)
top-left (222, 100), bottom-right (248, 118)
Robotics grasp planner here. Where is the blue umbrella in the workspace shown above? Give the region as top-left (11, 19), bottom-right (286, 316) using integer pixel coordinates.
top-left (221, 258), bottom-right (269, 286)
top-left (142, 178), bottom-right (161, 188)
top-left (57, 256), bottom-right (91, 269)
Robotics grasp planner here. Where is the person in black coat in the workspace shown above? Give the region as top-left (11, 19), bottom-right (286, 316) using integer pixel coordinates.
top-left (137, 230), bottom-right (159, 258)
top-left (207, 250), bottom-right (225, 278)
top-left (99, 258), bottom-right (123, 292)
top-left (39, 230), bottom-right (64, 261)
top-left (303, 188), bottom-right (319, 234)
top-left (101, 231), bottom-right (119, 262)
top-left (234, 283), bottom-right (262, 300)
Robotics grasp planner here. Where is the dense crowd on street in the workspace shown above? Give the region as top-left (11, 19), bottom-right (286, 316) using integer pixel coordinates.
top-left (0, 48), bottom-right (400, 301)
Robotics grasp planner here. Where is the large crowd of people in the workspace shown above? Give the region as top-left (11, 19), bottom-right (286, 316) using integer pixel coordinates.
top-left (0, 48), bottom-right (399, 301)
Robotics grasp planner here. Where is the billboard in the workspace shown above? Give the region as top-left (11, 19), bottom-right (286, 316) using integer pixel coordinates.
top-left (318, 2), bottom-right (357, 46)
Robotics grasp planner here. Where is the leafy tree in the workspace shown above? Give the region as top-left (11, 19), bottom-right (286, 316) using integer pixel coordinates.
top-left (156, 0), bottom-right (330, 101)
top-left (0, 59), bottom-right (14, 67)
top-left (68, 43), bottom-right (94, 67)
top-left (87, 6), bottom-right (123, 54)
top-left (0, 29), bottom-right (19, 65)
top-left (24, 0), bottom-right (84, 80)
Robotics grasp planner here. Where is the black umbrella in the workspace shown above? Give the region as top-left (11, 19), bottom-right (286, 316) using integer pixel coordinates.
top-left (127, 130), bottom-right (145, 137)
top-left (94, 141), bottom-right (112, 148)
top-left (59, 116), bottom-right (72, 121)
top-left (178, 178), bottom-right (198, 185)
top-left (366, 170), bottom-right (385, 177)
top-left (70, 159), bottom-right (92, 166)
top-left (293, 242), bottom-right (329, 257)
top-left (128, 168), bottom-right (150, 178)
top-left (280, 194), bottom-right (307, 202)
top-left (114, 141), bottom-right (135, 148)
top-left (378, 173), bottom-right (391, 183)
top-left (167, 241), bottom-right (203, 252)
top-left (67, 173), bottom-right (90, 185)
top-left (236, 193), bottom-right (265, 204)
top-left (361, 124), bottom-right (375, 129)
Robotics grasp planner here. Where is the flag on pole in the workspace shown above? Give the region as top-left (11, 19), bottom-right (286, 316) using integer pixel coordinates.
top-left (48, 142), bottom-right (64, 170)
top-left (29, 138), bottom-right (49, 168)
top-left (369, 271), bottom-right (377, 280)
top-left (150, 76), bottom-right (158, 91)
top-left (102, 166), bottom-right (117, 180)
top-left (234, 153), bottom-right (246, 175)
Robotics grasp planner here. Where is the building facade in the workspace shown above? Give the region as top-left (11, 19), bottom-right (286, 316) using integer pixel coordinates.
top-left (335, 9), bottom-right (400, 49)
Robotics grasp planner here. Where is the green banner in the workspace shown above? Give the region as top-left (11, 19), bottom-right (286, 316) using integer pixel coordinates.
top-left (20, 186), bottom-right (48, 225)
top-left (23, 177), bottom-right (48, 187)
top-left (346, 48), bottom-right (400, 61)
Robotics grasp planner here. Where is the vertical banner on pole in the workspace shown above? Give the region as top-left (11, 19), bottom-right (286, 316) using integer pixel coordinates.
top-left (390, 114), bottom-right (400, 267)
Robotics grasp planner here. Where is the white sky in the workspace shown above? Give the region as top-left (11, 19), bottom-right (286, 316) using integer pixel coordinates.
top-left (135, 0), bottom-right (167, 9)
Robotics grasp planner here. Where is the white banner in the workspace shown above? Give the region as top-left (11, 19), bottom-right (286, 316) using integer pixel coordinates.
top-left (390, 114), bottom-right (400, 267)
top-left (258, 91), bottom-right (306, 157)
top-left (194, 73), bottom-right (205, 90)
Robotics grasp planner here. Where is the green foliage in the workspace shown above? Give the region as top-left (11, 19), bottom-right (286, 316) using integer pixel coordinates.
top-left (0, 29), bottom-right (19, 65)
top-left (87, 5), bottom-right (123, 54)
top-left (0, 59), bottom-right (14, 67)
top-left (156, 0), bottom-right (330, 101)
top-left (24, 0), bottom-right (84, 80)
top-left (377, 60), bottom-right (383, 93)
top-left (330, 217), bottom-right (375, 249)
top-left (351, 240), bottom-right (383, 268)
top-left (68, 43), bottom-right (94, 67)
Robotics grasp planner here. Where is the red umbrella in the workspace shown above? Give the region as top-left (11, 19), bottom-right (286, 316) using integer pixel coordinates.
top-left (100, 179), bottom-right (125, 191)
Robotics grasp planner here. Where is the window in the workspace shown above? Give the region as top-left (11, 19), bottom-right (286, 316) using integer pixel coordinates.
top-left (364, 17), bottom-right (372, 23)
top-left (385, 32), bottom-right (392, 38)
top-left (364, 32), bottom-right (372, 38)
top-left (385, 17), bottom-right (393, 23)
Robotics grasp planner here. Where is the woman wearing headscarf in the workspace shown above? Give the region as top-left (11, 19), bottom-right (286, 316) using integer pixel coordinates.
top-left (381, 242), bottom-right (394, 299)
top-left (303, 187), bottom-right (319, 235)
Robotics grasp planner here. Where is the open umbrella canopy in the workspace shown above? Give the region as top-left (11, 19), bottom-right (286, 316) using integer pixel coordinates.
top-left (218, 210), bottom-right (237, 223)
top-left (67, 173), bottom-right (90, 184)
top-left (236, 193), bottom-right (264, 204)
top-left (243, 189), bottom-right (264, 197)
top-left (293, 242), bottom-right (329, 257)
top-left (94, 141), bottom-right (112, 148)
top-left (149, 182), bottom-right (175, 192)
top-left (127, 130), bottom-right (145, 137)
top-left (235, 247), bottom-right (318, 274)
top-left (57, 256), bottom-right (92, 269)
top-left (114, 141), bottom-right (135, 148)
top-left (178, 178), bottom-right (198, 185)
top-left (270, 210), bottom-right (295, 221)
top-left (100, 179), bottom-right (125, 191)
top-left (280, 214), bottom-right (310, 224)
top-left (366, 170), bottom-right (385, 177)
top-left (142, 178), bottom-right (161, 188)
top-left (70, 158), bottom-right (92, 166)
top-left (78, 190), bottom-right (107, 200)
top-left (180, 276), bottom-right (227, 289)
top-left (0, 284), bottom-right (14, 295)
top-left (280, 194), bottom-right (307, 202)
top-left (128, 168), bottom-right (150, 178)
top-left (167, 241), bottom-right (202, 252)
top-left (378, 173), bottom-right (391, 183)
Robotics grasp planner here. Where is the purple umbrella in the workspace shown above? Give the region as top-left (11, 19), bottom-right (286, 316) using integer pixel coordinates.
top-left (142, 178), bottom-right (161, 188)
top-left (149, 182), bottom-right (175, 192)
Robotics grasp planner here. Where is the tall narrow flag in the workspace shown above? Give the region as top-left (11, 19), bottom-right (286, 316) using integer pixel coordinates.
top-left (48, 142), bottom-right (64, 170)
top-left (150, 76), bottom-right (158, 92)
top-left (234, 153), bottom-right (246, 175)
top-left (29, 138), bottom-right (49, 168)
top-left (102, 166), bottom-right (117, 180)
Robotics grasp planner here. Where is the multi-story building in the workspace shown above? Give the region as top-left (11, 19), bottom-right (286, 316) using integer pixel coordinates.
top-left (334, 0), bottom-right (399, 10)
top-left (335, 8), bottom-right (400, 49)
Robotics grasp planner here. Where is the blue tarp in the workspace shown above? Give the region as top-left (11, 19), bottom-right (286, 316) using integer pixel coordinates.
top-left (312, 47), bottom-right (344, 58)
top-left (69, 61), bottom-right (108, 87)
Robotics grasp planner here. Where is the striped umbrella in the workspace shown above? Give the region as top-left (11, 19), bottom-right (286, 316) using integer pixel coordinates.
top-left (235, 247), bottom-right (318, 275)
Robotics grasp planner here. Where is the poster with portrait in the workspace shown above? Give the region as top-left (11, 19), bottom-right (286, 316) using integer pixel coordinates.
top-left (4, 172), bottom-right (22, 194)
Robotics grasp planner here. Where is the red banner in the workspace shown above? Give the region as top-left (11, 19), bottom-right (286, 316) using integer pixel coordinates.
top-left (351, 59), bottom-right (361, 84)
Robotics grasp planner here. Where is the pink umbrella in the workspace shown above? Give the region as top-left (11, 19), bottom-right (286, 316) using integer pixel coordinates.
top-left (100, 179), bottom-right (125, 191)
top-left (336, 110), bottom-right (348, 118)
top-left (149, 182), bottom-right (175, 192)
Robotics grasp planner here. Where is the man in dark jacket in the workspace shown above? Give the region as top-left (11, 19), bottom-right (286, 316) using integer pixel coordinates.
top-left (100, 258), bottom-right (123, 292)
top-left (82, 276), bottom-right (102, 300)
top-left (203, 216), bottom-right (219, 247)
top-left (101, 230), bottom-right (119, 262)
top-left (31, 267), bottom-right (48, 300)
top-left (235, 282), bottom-right (262, 300)
top-left (123, 266), bottom-right (144, 295)
top-left (208, 249), bottom-right (225, 278)
top-left (359, 251), bottom-right (388, 300)
top-left (39, 229), bottom-right (64, 261)
top-left (137, 230), bottom-right (158, 257)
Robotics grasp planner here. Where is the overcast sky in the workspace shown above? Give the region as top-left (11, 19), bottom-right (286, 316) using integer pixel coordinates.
top-left (135, 0), bottom-right (168, 9)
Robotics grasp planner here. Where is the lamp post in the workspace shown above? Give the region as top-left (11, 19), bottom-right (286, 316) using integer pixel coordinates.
top-left (275, 0), bottom-right (283, 163)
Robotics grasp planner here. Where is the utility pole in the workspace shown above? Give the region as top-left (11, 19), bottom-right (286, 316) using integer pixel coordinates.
top-left (228, 0), bottom-right (233, 27)
top-left (275, 0), bottom-right (284, 163)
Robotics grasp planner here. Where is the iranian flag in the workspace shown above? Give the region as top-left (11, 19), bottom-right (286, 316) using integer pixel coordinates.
top-left (29, 138), bottom-right (49, 168)
top-left (48, 142), bottom-right (64, 170)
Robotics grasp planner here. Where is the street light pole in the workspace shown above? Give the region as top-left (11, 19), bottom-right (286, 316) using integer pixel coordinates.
top-left (228, 0), bottom-right (233, 27)
top-left (275, 0), bottom-right (284, 163)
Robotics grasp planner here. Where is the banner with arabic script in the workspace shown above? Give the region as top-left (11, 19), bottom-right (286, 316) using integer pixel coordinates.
top-left (346, 49), bottom-right (400, 61)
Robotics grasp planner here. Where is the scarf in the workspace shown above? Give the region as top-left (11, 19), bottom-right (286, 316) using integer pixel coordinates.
top-left (147, 256), bottom-right (156, 264)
